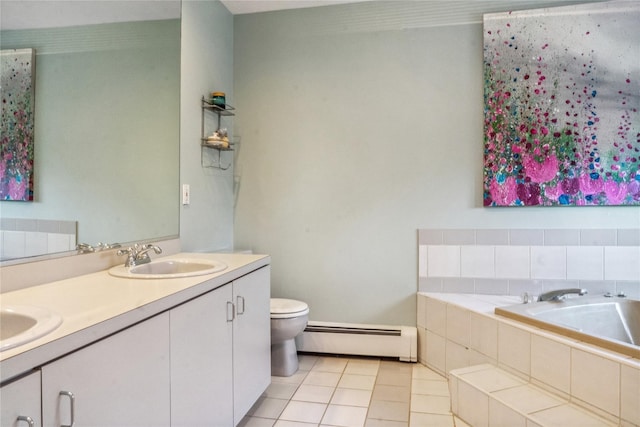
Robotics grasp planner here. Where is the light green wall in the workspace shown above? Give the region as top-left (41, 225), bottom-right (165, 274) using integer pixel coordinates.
top-left (233, 1), bottom-right (638, 325)
top-left (180, 0), bottom-right (235, 252)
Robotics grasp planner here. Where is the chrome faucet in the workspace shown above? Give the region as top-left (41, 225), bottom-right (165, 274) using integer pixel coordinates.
top-left (538, 288), bottom-right (588, 302)
top-left (117, 243), bottom-right (162, 267)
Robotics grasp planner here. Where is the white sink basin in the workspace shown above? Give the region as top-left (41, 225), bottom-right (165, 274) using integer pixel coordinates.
top-left (0, 306), bottom-right (63, 352)
top-left (109, 258), bottom-right (227, 279)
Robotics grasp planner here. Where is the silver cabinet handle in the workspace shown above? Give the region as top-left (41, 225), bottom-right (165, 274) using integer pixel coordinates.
top-left (59, 390), bottom-right (75, 427)
top-left (226, 301), bottom-right (235, 322)
top-left (236, 296), bottom-right (245, 315)
top-left (16, 416), bottom-right (34, 427)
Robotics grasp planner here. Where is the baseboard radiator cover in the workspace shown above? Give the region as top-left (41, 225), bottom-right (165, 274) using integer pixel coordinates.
top-left (296, 321), bottom-right (417, 362)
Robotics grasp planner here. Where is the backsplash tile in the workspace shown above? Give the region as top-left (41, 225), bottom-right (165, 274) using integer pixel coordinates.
top-left (442, 229), bottom-right (475, 245)
top-left (566, 247), bottom-right (604, 281)
top-left (617, 229), bottom-right (640, 246)
top-left (476, 229), bottom-right (509, 245)
top-left (604, 247), bottom-right (640, 281)
top-left (461, 246), bottom-right (495, 278)
top-left (427, 246), bottom-right (460, 277)
top-left (509, 229), bottom-right (544, 246)
top-left (544, 229), bottom-right (580, 246)
top-left (495, 246), bottom-right (529, 279)
top-left (418, 228), bottom-right (640, 298)
top-left (580, 229), bottom-right (617, 246)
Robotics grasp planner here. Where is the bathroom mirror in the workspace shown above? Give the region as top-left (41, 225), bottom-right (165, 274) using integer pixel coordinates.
top-left (0, 1), bottom-right (181, 263)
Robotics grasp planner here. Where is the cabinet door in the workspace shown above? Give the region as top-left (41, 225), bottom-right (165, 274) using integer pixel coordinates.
top-left (1, 370), bottom-right (42, 427)
top-left (41, 313), bottom-right (171, 427)
top-left (233, 266), bottom-right (271, 425)
top-left (170, 283), bottom-right (233, 426)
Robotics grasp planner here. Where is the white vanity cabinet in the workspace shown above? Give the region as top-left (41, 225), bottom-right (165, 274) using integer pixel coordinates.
top-left (170, 265), bottom-right (271, 426)
top-left (232, 265), bottom-right (271, 425)
top-left (0, 370), bottom-right (42, 427)
top-left (2, 257), bottom-right (271, 427)
top-left (41, 313), bottom-right (171, 427)
top-left (170, 281), bottom-right (234, 425)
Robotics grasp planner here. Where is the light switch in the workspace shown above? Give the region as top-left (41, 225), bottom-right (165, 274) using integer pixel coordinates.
top-left (182, 184), bottom-right (190, 205)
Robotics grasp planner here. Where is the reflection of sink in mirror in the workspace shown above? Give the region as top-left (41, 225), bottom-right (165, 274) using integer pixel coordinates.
top-left (109, 259), bottom-right (227, 279)
top-left (0, 306), bottom-right (63, 352)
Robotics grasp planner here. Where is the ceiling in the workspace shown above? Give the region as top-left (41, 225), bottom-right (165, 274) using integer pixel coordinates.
top-left (220, 0), bottom-right (370, 15)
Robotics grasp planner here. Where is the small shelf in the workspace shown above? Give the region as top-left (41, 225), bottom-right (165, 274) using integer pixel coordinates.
top-left (201, 96), bottom-right (235, 170)
top-left (201, 97), bottom-right (236, 116)
top-left (201, 140), bottom-right (234, 151)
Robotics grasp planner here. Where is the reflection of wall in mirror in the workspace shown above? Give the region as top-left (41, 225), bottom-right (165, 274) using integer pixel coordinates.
top-left (0, 218), bottom-right (76, 261)
top-left (0, 19), bottom-right (180, 254)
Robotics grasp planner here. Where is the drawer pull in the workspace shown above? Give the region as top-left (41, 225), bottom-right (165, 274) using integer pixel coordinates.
top-left (236, 296), bottom-right (245, 315)
top-left (60, 390), bottom-right (75, 427)
top-left (226, 301), bottom-right (235, 322)
top-left (16, 416), bottom-right (34, 427)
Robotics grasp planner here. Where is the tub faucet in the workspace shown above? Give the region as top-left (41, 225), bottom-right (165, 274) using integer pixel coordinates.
top-left (117, 243), bottom-right (162, 267)
top-left (538, 288), bottom-right (588, 302)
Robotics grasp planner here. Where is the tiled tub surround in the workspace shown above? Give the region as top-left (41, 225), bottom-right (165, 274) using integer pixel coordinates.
top-left (0, 218), bottom-right (77, 260)
top-left (418, 228), bottom-right (640, 300)
top-left (416, 292), bottom-right (640, 427)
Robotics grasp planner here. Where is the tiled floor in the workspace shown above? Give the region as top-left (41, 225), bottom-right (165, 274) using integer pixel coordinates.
top-left (238, 355), bottom-right (471, 427)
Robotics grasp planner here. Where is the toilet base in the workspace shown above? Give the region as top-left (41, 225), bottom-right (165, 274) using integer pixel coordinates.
top-left (271, 338), bottom-right (299, 377)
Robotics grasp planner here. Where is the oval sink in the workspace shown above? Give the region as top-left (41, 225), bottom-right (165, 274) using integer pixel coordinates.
top-left (0, 306), bottom-right (63, 352)
top-left (109, 258), bottom-right (227, 279)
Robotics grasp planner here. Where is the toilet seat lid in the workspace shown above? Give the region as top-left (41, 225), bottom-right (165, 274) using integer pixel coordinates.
top-left (270, 298), bottom-right (309, 318)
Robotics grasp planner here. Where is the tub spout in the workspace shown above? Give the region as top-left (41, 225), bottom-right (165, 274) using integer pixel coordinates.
top-left (538, 288), bottom-right (588, 302)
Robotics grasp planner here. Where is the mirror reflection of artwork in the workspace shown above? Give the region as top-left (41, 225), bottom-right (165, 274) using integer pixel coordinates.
top-left (483, 2), bottom-right (639, 207)
top-left (1, 48), bottom-right (35, 201)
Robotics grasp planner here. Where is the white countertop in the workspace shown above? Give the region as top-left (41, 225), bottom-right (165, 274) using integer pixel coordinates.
top-left (0, 252), bottom-right (270, 383)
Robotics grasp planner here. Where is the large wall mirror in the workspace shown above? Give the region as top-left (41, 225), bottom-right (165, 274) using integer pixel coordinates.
top-left (1, 1), bottom-right (181, 263)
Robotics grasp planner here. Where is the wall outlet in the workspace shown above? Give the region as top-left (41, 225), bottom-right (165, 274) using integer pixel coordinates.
top-left (182, 184), bottom-right (190, 205)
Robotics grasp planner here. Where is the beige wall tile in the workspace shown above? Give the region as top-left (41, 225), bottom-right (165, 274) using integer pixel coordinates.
top-left (531, 335), bottom-right (571, 394)
top-left (425, 297), bottom-right (447, 336)
top-left (571, 349), bottom-right (620, 417)
top-left (620, 363), bottom-right (640, 425)
top-left (446, 305), bottom-right (469, 346)
top-left (489, 397), bottom-right (526, 427)
top-left (498, 323), bottom-right (531, 376)
top-left (469, 312), bottom-right (498, 359)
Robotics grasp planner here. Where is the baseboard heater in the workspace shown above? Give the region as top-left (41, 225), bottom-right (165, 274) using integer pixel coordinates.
top-left (296, 321), bottom-right (417, 362)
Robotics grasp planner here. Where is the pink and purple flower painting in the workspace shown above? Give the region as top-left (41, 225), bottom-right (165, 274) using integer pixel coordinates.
top-left (1, 48), bottom-right (35, 201)
top-left (483, 2), bottom-right (639, 206)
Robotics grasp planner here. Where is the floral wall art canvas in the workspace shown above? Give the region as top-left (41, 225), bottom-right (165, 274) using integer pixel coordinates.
top-left (1, 48), bottom-right (36, 201)
top-left (483, 2), bottom-right (639, 206)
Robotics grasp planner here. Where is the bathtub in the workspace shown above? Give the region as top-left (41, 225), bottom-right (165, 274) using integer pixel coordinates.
top-left (496, 295), bottom-right (640, 359)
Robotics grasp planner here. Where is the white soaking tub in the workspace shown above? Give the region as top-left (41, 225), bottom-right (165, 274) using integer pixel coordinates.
top-left (496, 295), bottom-right (640, 358)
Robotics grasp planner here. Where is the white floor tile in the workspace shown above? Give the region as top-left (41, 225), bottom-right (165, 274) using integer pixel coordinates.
top-left (304, 371), bottom-right (342, 388)
top-left (293, 384), bottom-right (335, 404)
top-left (313, 357), bottom-right (349, 373)
top-left (331, 388), bottom-right (372, 407)
top-left (412, 379), bottom-right (450, 397)
top-left (265, 382), bottom-right (301, 400)
top-left (249, 397), bottom-right (289, 419)
top-left (321, 404), bottom-right (368, 427)
top-left (413, 365), bottom-right (447, 381)
top-left (338, 374), bottom-right (377, 390)
top-left (275, 421), bottom-right (318, 427)
top-left (409, 412), bottom-right (454, 427)
top-left (345, 360), bottom-right (380, 376)
top-left (410, 394), bottom-right (451, 415)
top-left (238, 416), bottom-right (277, 427)
top-left (279, 401), bottom-right (328, 424)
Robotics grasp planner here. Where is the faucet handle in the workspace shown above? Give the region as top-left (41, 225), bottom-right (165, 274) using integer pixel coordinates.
top-left (116, 247), bottom-right (136, 267)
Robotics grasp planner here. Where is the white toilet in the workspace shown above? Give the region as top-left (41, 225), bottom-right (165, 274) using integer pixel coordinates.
top-left (270, 298), bottom-right (309, 377)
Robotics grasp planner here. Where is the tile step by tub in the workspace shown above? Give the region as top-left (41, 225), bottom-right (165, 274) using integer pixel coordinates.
top-left (449, 364), bottom-right (618, 427)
